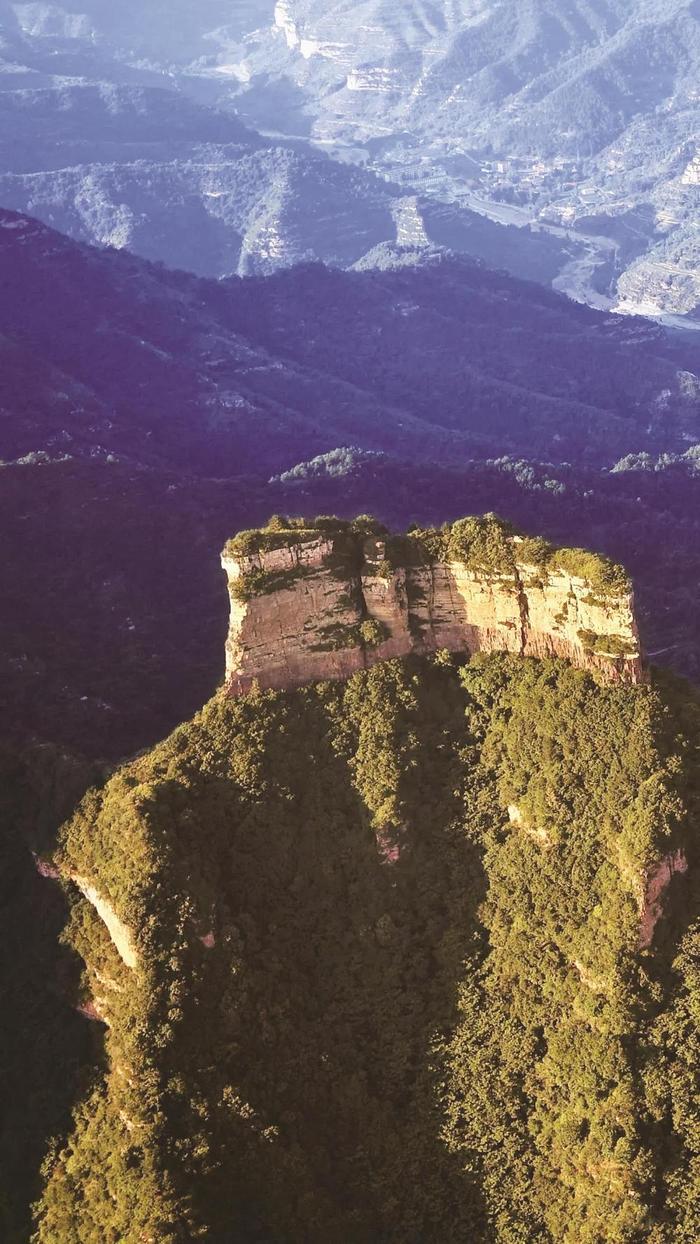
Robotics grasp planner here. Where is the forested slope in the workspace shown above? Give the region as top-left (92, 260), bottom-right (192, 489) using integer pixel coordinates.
top-left (31, 654), bottom-right (700, 1243)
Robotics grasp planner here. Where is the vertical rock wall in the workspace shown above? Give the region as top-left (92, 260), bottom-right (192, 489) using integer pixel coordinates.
top-left (222, 530), bottom-right (643, 695)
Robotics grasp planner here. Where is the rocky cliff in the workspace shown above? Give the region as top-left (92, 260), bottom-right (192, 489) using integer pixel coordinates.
top-left (221, 517), bottom-right (643, 694)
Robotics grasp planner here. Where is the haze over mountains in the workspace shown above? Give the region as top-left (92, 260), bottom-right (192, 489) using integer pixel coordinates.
top-left (33, 0), bottom-right (692, 321)
top-left (3, 0), bottom-right (699, 320)
top-left (0, 3), bottom-right (574, 281)
top-left (222, 0), bottom-right (700, 320)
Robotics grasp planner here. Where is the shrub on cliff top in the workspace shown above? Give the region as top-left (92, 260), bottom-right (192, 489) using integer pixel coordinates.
top-left (225, 514), bottom-right (374, 558)
top-left (224, 514), bottom-right (631, 598)
top-left (448, 515), bottom-right (518, 574)
top-left (423, 517), bottom-right (629, 595)
top-left (399, 515), bottom-right (519, 573)
top-left (350, 515), bottom-right (388, 538)
top-left (517, 535), bottom-right (553, 567)
top-left (516, 535), bottom-right (629, 595)
top-left (553, 546), bottom-right (630, 595)
top-left (225, 521), bottom-right (321, 557)
top-left (398, 524), bottom-right (451, 564)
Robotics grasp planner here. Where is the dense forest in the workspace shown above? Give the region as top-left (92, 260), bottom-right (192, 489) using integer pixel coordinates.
top-left (15, 653), bottom-right (700, 1242)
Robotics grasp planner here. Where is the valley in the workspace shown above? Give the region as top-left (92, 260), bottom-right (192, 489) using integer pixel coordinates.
top-left (197, 0), bottom-right (700, 322)
top-left (0, 6), bottom-right (577, 284)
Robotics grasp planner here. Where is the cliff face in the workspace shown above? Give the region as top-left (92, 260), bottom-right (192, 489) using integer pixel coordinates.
top-left (222, 522), bottom-right (643, 694)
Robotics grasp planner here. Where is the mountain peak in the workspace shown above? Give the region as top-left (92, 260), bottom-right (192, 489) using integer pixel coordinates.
top-left (221, 515), bottom-right (643, 693)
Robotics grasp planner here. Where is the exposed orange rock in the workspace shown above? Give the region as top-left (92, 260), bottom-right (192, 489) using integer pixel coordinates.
top-left (222, 525), bottom-right (644, 696)
top-left (639, 849), bottom-right (688, 949)
top-left (223, 535), bottom-right (367, 694)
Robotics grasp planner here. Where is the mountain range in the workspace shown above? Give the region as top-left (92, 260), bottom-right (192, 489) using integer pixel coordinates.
top-left (2, 209), bottom-right (698, 477)
top-left (0, 5), bottom-right (576, 282)
top-left (5, 2), bottom-right (698, 320)
top-left (201, 0), bottom-right (700, 321)
top-left (4, 9), bottom-right (700, 1244)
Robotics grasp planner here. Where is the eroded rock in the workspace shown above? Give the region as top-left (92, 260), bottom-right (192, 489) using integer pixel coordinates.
top-left (222, 524), bottom-right (643, 696)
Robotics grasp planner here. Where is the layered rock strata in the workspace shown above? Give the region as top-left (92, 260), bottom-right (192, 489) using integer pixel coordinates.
top-left (222, 528), bottom-right (644, 695)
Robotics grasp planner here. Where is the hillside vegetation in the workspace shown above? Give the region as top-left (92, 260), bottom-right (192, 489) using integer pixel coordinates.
top-left (32, 654), bottom-right (700, 1242)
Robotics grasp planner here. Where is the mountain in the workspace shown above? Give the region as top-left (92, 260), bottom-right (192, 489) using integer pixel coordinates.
top-left (1, 0), bottom-right (263, 61)
top-left (0, 209), bottom-right (413, 474)
top-left (3, 10), bottom-right (700, 1242)
top-left (6, 3), bottom-right (698, 316)
top-left (1, 209), bottom-right (699, 767)
top-left (209, 0), bottom-right (700, 321)
top-left (20, 544), bottom-right (700, 1241)
top-left (0, 8), bottom-right (577, 283)
top-left (2, 485), bottom-right (700, 1239)
top-left (2, 209), bottom-right (698, 478)
top-left (0, 0), bottom-right (245, 62)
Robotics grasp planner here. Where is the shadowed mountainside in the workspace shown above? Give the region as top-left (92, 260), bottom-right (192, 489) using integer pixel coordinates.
top-left (1, 210), bottom-right (698, 478)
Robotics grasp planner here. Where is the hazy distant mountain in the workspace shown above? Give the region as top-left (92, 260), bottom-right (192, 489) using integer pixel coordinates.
top-left (0, 0), bottom-right (244, 60)
top-left (0, 4), bottom-right (583, 282)
top-left (203, 0), bottom-right (700, 321)
top-left (0, 85), bottom-right (572, 280)
top-left (5, 3), bottom-right (698, 314)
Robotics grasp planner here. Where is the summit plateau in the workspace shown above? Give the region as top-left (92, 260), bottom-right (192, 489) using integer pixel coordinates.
top-left (222, 516), bottom-right (643, 694)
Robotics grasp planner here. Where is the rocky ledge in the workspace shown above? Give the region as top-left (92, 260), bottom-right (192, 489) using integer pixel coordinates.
top-left (221, 516), bottom-right (644, 695)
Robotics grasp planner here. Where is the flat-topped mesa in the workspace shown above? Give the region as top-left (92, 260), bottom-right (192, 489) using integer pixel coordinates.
top-left (221, 516), bottom-right (644, 695)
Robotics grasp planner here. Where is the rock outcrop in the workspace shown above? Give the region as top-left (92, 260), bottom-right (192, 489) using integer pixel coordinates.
top-left (222, 519), bottom-right (644, 695)
top-left (73, 875), bottom-right (139, 971)
top-left (639, 850), bottom-right (689, 950)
